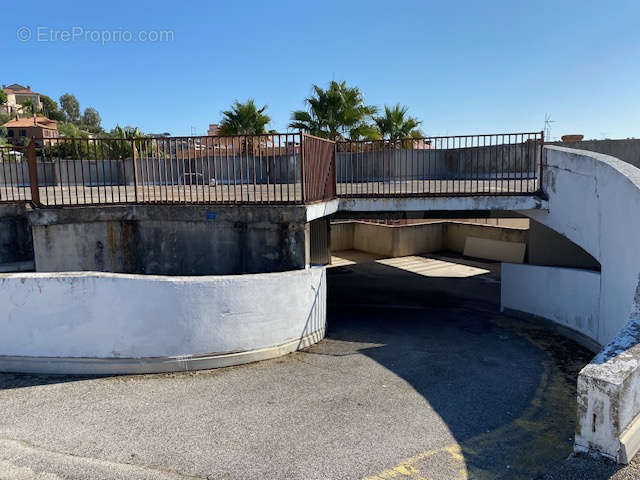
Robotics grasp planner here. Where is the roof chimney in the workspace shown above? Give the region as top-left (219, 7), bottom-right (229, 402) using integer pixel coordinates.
top-left (26, 85), bottom-right (31, 90)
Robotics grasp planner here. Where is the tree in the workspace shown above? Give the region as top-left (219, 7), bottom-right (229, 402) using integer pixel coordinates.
top-left (40, 95), bottom-right (65, 122)
top-left (373, 104), bottom-right (422, 143)
top-left (60, 93), bottom-right (80, 123)
top-left (108, 125), bottom-right (146, 158)
top-left (289, 81), bottom-right (377, 141)
top-left (21, 98), bottom-right (38, 115)
top-left (82, 107), bottom-right (102, 133)
top-left (218, 99), bottom-right (271, 135)
top-left (0, 90), bottom-right (7, 108)
top-left (109, 125), bottom-right (144, 139)
top-left (57, 122), bottom-right (88, 138)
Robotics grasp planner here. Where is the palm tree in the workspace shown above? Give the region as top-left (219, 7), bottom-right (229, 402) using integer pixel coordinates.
top-left (289, 81), bottom-right (377, 141)
top-left (218, 99), bottom-right (271, 135)
top-left (108, 125), bottom-right (146, 159)
top-left (374, 104), bottom-right (422, 143)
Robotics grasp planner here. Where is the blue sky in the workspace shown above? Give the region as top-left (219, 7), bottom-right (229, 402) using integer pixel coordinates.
top-left (3, 0), bottom-right (639, 140)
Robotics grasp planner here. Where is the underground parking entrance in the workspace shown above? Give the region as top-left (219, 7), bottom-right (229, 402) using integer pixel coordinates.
top-left (0, 249), bottom-right (612, 480)
top-left (4, 140), bottom-right (640, 478)
top-left (312, 214), bottom-right (613, 479)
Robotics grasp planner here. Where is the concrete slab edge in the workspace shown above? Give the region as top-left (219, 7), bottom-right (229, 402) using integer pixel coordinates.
top-left (0, 328), bottom-right (325, 375)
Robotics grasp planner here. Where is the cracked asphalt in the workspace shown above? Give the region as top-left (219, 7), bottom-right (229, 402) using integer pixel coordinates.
top-left (0, 253), bottom-right (638, 479)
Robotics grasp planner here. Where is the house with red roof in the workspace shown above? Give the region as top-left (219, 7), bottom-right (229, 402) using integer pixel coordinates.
top-left (2, 116), bottom-right (58, 146)
top-left (1, 84), bottom-right (43, 115)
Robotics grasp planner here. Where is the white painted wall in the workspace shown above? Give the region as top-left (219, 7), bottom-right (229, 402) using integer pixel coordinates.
top-left (0, 268), bottom-right (326, 368)
top-left (518, 147), bottom-right (640, 462)
top-left (501, 263), bottom-right (601, 344)
top-left (525, 147), bottom-right (640, 345)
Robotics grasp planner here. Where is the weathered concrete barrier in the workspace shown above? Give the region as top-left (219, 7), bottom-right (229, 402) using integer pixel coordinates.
top-left (511, 146), bottom-right (640, 463)
top-left (0, 267), bottom-right (326, 374)
top-left (331, 220), bottom-right (527, 259)
top-left (29, 205), bottom-right (309, 275)
top-left (0, 203), bottom-right (33, 266)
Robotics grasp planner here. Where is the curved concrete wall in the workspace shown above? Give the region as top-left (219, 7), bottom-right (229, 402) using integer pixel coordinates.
top-left (516, 146), bottom-right (640, 463)
top-left (526, 146), bottom-right (640, 346)
top-left (0, 267), bottom-right (326, 374)
top-left (501, 263), bottom-right (601, 352)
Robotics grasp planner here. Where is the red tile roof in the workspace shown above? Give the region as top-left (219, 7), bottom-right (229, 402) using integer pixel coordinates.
top-left (2, 116), bottom-right (58, 129)
top-left (2, 84), bottom-right (41, 96)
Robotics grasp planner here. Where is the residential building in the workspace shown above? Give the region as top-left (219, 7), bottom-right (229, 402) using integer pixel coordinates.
top-left (2, 116), bottom-right (59, 147)
top-left (1, 84), bottom-right (43, 115)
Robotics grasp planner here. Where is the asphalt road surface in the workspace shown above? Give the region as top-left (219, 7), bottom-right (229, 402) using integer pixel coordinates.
top-left (0, 253), bottom-right (637, 479)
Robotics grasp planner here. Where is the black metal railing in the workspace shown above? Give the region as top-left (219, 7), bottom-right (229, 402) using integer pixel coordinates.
top-left (335, 132), bottom-right (544, 196)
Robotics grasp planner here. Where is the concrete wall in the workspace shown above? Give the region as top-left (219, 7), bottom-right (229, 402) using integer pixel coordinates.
top-left (526, 147), bottom-right (640, 345)
top-left (501, 263), bottom-right (601, 348)
top-left (351, 222), bottom-right (397, 256)
top-left (551, 139), bottom-right (640, 170)
top-left (527, 218), bottom-right (600, 269)
top-left (29, 205), bottom-right (309, 275)
top-left (519, 146), bottom-right (640, 462)
top-left (0, 203), bottom-right (33, 265)
top-left (309, 218), bottom-right (330, 265)
top-left (443, 222), bottom-right (528, 254)
top-left (331, 222), bottom-right (355, 251)
top-left (1, 155), bottom-right (302, 187)
top-left (392, 222), bottom-right (444, 257)
top-left (332, 220), bottom-right (526, 259)
top-left (336, 142), bottom-right (540, 181)
top-left (0, 267), bottom-right (326, 374)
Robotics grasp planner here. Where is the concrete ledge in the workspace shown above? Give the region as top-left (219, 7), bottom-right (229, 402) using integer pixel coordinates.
top-left (0, 328), bottom-right (325, 375)
top-left (28, 204), bottom-right (309, 225)
top-left (0, 267), bottom-right (327, 374)
top-left (305, 198), bottom-right (340, 222)
top-left (338, 195), bottom-right (547, 213)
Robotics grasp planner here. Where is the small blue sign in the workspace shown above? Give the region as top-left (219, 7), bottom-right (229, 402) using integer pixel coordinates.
top-left (206, 212), bottom-right (217, 220)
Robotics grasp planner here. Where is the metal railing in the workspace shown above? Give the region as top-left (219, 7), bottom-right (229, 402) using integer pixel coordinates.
top-left (0, 131), bottom-right (544, 207)
top-left (336, 132), bottom-right (544, 196)
top-left (21, 133), bottom-right (304, 206)
top-left (302, 134), bottom-right (336, 203)
top-left (0, 144), bottom-right (31, 203)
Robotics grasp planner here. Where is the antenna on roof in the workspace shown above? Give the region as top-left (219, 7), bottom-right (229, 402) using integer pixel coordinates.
top-left (544, 113), bottom-right (555, 141)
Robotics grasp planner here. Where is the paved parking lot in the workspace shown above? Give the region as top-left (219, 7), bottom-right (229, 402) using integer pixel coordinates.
top-left (0, 253), bottom-right (637, 479)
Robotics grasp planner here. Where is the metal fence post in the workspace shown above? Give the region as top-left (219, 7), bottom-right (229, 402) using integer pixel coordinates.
top-left (332, 141), bottom-right (337, 199)
top-left (27, 141), bottom-right (41, 207)
top-left (300, 133), bottom-right (306, 204)
top-left (539, 130), bottom-right (545, 192)
top-left (132, 138), bottom-right (139, 203)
